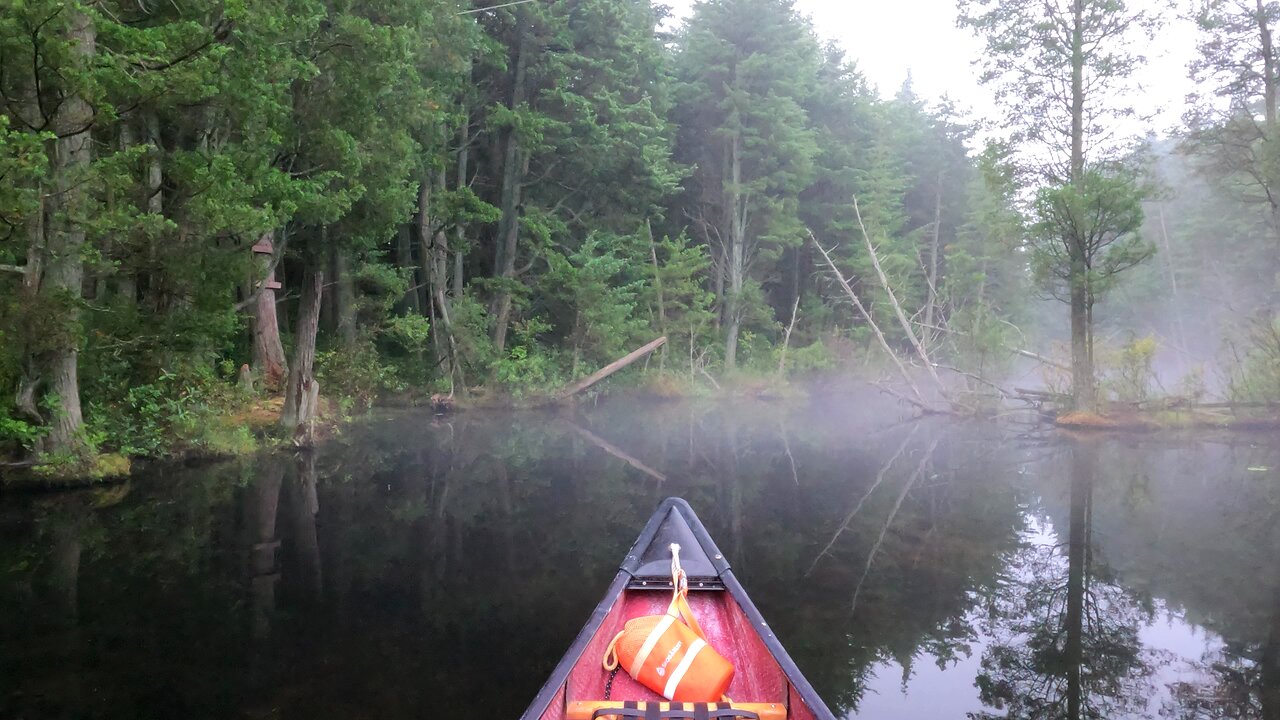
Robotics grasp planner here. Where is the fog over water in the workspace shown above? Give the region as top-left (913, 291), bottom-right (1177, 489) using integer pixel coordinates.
top-left (3, 399), bottom-right (1278, 719)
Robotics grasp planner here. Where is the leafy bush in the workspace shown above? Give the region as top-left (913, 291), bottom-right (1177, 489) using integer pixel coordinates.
top-left (1101, 335), bottom-right (1158, 403)
top-left (491, 318), bottom-right (562, 394)
top-left (84, 366), bottom-right (253, 458)
top-left (315, 340), bottom-right (405, 412)
top-left (1225, 314), bottom-right (1280, 403)
top-left (0, 413), bottom-right (44, 453)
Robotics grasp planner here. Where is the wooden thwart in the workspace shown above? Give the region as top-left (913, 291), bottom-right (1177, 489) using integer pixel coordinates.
top-left (566, 701), bottom-right (786, 720)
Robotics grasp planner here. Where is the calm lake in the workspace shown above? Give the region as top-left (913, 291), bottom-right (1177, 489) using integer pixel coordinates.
top-left (2, 398), bottom-right (1277, 719)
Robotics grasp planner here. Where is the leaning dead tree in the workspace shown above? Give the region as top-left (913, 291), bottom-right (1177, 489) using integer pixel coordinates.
top-left (851, 197), bottom-right (948, 394)
top-left (810, 197), bottom-right (960, 414)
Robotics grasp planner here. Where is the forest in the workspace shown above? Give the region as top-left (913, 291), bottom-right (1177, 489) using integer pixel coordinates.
top-left (2, 0), bottom-right (1280, 471)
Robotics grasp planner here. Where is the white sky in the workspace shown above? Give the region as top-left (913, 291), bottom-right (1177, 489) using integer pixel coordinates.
top-left (662, 0), bottom-right (1203, 138)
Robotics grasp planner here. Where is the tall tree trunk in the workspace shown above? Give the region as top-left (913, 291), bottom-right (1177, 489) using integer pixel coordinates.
top-left (492, 23), bottom-right (530, 354)
top-left (924, 177), bottom-right (943, 339)
top-left (281, 268), bottom-right (323, 440)
top-left (251, 231), bottom-right (288, 392)
top-left (421, 171), bottom-right (458, 379)
top-left (1155, 204), bottom-right (1191, 356)
top-left (454, 109), bottom-right (470, 299)
top-left (1068, 0), bottom-right (1095, 409)
top-left (1260, 0), bottom-right (1277, 130)
top-left (41, 9), bottom-right (96, 456)
top-left (724, 130), bottom-right (745, 371)
top-left (1070, 273), bottom-right (1094, 408)
top-left (397, 224), bottom-right (419, 314)
top-left (332, 246), bottom-right (356, 346)
top-left (647, 220), bottom-right (668, 372)
top-left (1255, 0), bottom-right (1280, 250)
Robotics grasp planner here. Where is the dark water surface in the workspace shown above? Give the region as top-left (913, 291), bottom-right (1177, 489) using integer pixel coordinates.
top-left (3, 399), bottom-right (1279, 719)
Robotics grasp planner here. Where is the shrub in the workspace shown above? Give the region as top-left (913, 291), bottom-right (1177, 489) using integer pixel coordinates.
top-left (315, 340), bottom-right (404, 413)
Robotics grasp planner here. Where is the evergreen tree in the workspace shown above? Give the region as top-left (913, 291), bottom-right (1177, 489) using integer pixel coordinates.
top-left (673, 0), bottom-right (820, 370)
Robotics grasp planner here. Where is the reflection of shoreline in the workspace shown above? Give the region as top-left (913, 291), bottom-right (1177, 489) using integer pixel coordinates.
top-left (1, 406), bottom-right (1277, 720)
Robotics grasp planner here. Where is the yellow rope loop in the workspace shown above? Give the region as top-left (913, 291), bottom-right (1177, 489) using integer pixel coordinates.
top-left (602, 630), bottom-right (626, 671)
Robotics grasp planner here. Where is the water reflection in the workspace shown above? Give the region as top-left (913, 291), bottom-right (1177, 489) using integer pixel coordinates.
top-left (971, 443), bottom-right (1153, 720)
top-left (0, 401), bottom-right (1277, 719)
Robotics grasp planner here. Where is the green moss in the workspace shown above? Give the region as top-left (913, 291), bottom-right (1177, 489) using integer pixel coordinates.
top-left (32, 451), bottom-right (131, 483)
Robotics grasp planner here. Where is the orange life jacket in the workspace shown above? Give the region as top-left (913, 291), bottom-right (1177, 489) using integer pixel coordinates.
top-left (603, 544), bottom-right (735, 702)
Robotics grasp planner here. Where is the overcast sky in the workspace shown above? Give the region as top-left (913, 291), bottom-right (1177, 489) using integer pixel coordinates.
top-left (662, 0), bottom-right (1203, 136)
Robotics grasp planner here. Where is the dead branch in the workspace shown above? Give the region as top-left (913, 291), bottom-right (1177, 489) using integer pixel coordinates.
top-left (776, 295), bottom-right (801, 377)
top-left (934, 363), bottom-right (1013, 398)
top-left (810, 230), bottom-right (930, 408)
top-left (852, 196), bottom-right (948, 396)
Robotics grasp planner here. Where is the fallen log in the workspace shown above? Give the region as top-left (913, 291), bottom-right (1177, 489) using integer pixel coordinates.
top-left (558, 336), bottom-right (667, 399)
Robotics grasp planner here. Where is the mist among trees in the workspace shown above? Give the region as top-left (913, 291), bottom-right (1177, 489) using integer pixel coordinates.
top-left (2, 0), bottom-right (1280, 468)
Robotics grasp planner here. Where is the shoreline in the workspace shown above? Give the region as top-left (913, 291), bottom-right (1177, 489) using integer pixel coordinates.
top-left (5, 383), bottom-right (1278, 490)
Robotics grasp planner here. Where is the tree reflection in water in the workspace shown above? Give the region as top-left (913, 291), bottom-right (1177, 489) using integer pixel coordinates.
top-left (3, 405), bottom-right (1280, 719)
top-left (971, 442), bottom-right (1154, 720)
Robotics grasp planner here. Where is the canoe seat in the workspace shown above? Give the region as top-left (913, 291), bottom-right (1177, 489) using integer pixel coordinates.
top-left (566, 700), bottom-right (785, 720)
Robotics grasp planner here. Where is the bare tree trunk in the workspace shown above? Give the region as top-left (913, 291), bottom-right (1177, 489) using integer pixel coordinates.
top-left (811, 233), bottom-right (931, 408)
top-left (251, 231), bottom-right (288, 392)
top-left (853, 198), bottom-right (947, 395)
top-left (724, 130), bottom-right (745, 371)
top-left (492, 23), bottom-right (530, 354)
top-left (396, 224), bottom-right (419, 314)
top-left (1260, 0), bottom-right (1277, 130)
top-left (15, 189), bottom-right (45, 426)
top-left (923, 178), bottom-right (942, 340)
top-left (559, 337), bottom-right (667, 398)
top-left (454, 91), bottom-right (471, 300)
top-left (332, 246), bottom-right (356, 346)
top-left (41, 9), bottom-right (96, 456)
top-left (1071, 272), bottom-right (1095, 408)
top-left (776, 296), bottom-right (800, 377)
top-left (647, 220), bottom-right (668, 372)
top-left (281, 269), bottom-right (323, 440)
top-left (1156, 203), bottom-right (1190, 356)
top-left (1068, 0), bottom-right (1096, 410)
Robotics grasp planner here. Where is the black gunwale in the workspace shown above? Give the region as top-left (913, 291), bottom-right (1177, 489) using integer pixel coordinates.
top-left (518, 497), bottom-right (835, 720)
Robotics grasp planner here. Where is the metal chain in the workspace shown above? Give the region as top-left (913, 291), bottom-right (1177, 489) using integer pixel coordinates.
top-left (603, 666), bottom-right (620, 701)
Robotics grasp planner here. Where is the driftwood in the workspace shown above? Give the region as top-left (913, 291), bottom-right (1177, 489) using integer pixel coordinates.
top-left (558, 336), bottom-right (667, 399)
top-left (566, 420), bottom-right (666, 482)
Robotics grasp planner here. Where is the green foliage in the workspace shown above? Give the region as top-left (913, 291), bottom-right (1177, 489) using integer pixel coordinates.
top-left (84, 366), bottom-right (255, 459)
top-left (1225, 314), bottom-right (1280, 404)
top-left (541, 234), bottom-right (647, 374)
top-left (1100, 335), bottom-right (1159, 404)
top-left (491, 318), bottom-right (561, 394)
top-left (0, 414), bottom-right (44, 452)
top-left (315, 342), bottom-right (404, 412)
top-left (1030, 169), bottom-right (1152, 301)
top-left (385, 314), bottom-right (432, 355)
